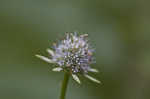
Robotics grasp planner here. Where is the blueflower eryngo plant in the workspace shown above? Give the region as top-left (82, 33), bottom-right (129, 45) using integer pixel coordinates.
top-left (36, 32), bottom-right (100, 84)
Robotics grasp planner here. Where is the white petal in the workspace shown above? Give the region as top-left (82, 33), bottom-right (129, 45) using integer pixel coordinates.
top-left (84, 74), bottom-right (101, 84)
top-left (72, 74), bottom-right (81, 84)
top-left (47, 49), bottom-right (54, 56)
top-left (88, 68), bottom-right (99, 73)
top-left (35, 54), bottom-right (54, 63)
top-left (52, 67), bottom-right (63, 72)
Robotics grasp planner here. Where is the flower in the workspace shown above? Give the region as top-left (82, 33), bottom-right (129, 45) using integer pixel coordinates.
top-left (36, 32), bottom-right (101, 84)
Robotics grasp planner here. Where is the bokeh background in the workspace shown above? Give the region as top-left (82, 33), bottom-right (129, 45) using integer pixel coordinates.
top-left (0, 0), bottom-right (150, 99)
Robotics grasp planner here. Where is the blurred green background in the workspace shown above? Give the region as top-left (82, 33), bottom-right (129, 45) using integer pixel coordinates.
top-left (0, 0), bottom-right (150, 99)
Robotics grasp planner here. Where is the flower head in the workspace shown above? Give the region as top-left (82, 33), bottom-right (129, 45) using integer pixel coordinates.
top-left (36, 32), bottom-right (100, 84)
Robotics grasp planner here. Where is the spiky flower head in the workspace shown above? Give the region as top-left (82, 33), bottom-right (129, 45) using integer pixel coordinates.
top-left (36, 32), bottom-right (100, 84)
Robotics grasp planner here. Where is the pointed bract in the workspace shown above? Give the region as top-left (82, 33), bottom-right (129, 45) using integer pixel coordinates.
top-left (80, 34), bottom-right (88, 38)
top-left (84, 74), bottom-right (101, 84)
top-left (47, 49), bottom-right (54, 56)
top-left (72, 74), bottom-right (81, 84)
top-left (88, 68), bottom-right (99, 73)
top-left (35, 54), bottom-right (55, 63)
top-left (52, 67), bottom-right (63, 72)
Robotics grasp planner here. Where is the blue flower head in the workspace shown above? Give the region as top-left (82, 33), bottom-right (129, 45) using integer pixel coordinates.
top-left (36, 32), bottom-right (100, 84)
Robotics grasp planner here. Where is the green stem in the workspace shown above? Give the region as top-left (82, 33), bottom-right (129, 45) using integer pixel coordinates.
top-left (60, 72), bottom-right (70, 99)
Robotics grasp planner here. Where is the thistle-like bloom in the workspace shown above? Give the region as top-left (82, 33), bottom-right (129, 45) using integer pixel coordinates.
top-left (36, 32), bottom-right (100, 84)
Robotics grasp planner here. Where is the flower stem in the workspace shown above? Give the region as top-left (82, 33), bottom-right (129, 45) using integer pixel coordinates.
top-left (60, 72), bottom-right (70, 99)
